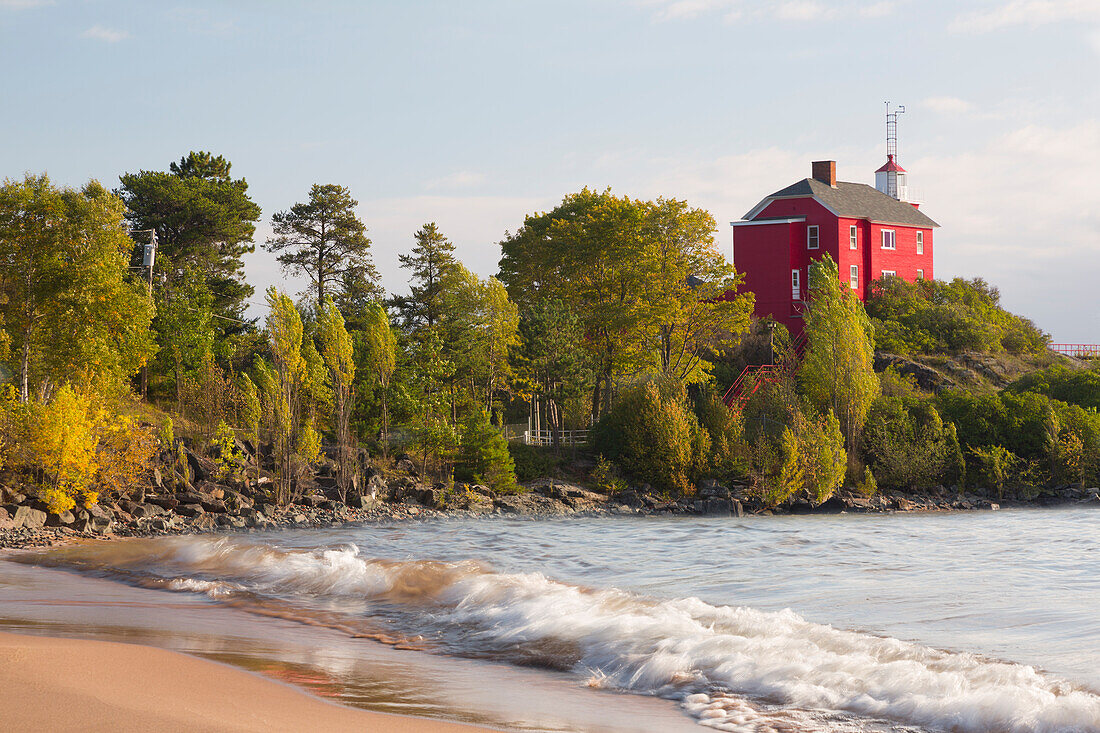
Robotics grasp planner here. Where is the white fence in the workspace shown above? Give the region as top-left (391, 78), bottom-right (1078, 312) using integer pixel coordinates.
top-left (523, 429), bottom-right (588, 447)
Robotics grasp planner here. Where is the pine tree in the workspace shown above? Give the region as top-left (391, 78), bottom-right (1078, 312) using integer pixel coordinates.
top-left (396, 222), bottom-right (456, 330)
top-left (265, 184), bottom-right (381, 311)
top-left (458, 407), bottom-right (518, 493)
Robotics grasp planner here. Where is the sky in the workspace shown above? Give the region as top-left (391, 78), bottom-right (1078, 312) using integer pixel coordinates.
top-left (2, 0), bottom-right (1099, 340)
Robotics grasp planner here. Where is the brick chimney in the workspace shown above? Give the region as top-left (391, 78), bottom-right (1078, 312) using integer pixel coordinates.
top-left (812, 160), bottom-right (837, 187)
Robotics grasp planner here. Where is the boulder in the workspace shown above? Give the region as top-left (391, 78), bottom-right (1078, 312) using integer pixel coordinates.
top-left (418, 487), bottom-right (440, 507)
top-left (12, 505), bottom-right (47, 530)
top-left (191, 514), bottom-right (217, 531)
top-left (176, 503), bottom-right (205, 518)
top-left (146, 495), bottom-right (179, 511)
top-left (45, 509), bottom-right (76, 527)
top-left (346, 494), bottom-right (374, 510)
top-left (703, 498), bottom-right (732, 516)
top-left (395, 458), bottom-right (418, 476)
top-left (75, 506), bottom-right (113, 534)
top-left (0, 486), bottom-right (26, 505)
top-left (0, 507), bottom-right (13, 531)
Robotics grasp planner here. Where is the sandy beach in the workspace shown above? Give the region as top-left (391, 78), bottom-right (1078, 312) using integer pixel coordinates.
top-left (0, 631), bottom-right (496, 733)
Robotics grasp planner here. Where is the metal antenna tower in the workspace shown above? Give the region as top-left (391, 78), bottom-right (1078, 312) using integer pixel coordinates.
top-left (885, 101), bottom-right (905, 158)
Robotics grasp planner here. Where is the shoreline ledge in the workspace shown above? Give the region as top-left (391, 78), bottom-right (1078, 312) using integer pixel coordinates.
top-left (0, 630), bottom-right (497, 733)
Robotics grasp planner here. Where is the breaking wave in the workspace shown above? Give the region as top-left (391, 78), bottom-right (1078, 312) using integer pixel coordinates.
top-left (28, 536), bottom-right (1100, 732)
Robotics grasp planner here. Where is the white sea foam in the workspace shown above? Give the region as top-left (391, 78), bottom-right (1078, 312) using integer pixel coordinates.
top-left (89, 537), bottom-right (1100, 732)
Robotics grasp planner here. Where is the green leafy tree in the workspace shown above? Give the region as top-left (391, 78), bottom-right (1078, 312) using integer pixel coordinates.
top-left (317, 296), bottom-right (357, 499)
top-left (512, 300), bottom-right (593, 449)
top-left (353, 303), bottom-right (397, 454)
top-left (800, 255), bottom-right (880, 455)
top-left (152, 267), bottom-right (215, 404)
top-left (118, 151), bottom-right (261, 329)
top-left (0, 174), bottom-right (156, 402)
top-left (395, 222), bottom-right (457, 331)
top-left (439, 263), bottom-right (519, 409)
top-left (265, 184), bottom-right (380, 311)
top-left (500, 189), bottom-right (750, 418)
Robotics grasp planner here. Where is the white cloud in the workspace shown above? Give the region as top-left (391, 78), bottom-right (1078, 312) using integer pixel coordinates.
top-left (949, 0), bottom-right (1100, 33)
top-left (644, 0), bottom-right (897, 23)
top-left (424, 171), bottom-right (486, 191)
top-left (81, 24), bottom-right (129, 43)
top-left (923, 96), bottom-right (976, 115)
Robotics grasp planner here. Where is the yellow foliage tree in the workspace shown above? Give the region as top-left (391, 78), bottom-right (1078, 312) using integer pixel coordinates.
top-left (30, 384), bottom-right (98, 513)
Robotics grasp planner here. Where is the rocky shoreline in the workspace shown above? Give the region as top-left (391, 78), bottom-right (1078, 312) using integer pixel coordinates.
top-left (2, 444), bottom-right (1097, 551)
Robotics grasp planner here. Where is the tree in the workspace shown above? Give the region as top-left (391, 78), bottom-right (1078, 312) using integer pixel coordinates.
top-left (118, 151), bottom-right (261, 329)
top-left (265, 184), bottom-right (381, 311)
top-left (264, 288), bottom-right (311, 504)
top-left (642, 197), bottom-right (754, 384)
top-left (499, 189), bottom-right (750, 419)
top-left (317, 296), bottom-right (356, 499)
top-left (799, 255), bottom-right (880, 455)
top-left (354, 302), bottom-right (397, 453)
top-left (457, 407), bottom-right (518, 493)
top-left (439, 263), bottom-right (520, 410)
top-left (0, 174), bottom-right (156, 402)
top-left (512, 300), bottom-right (593, 449)
top-left (152, 267), bottom-right (215, 405)
top-left (395, 222), bottom-right (457, 331)
top-left (170, 151), bottom-right (232, 181)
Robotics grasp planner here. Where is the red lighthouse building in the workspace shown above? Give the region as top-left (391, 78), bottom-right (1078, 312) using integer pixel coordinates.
top-left (730, 157), bottom-right (938, 336)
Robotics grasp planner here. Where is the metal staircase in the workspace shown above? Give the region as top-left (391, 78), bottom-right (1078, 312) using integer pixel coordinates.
top-left (722, 332), bottom-right (808, 411)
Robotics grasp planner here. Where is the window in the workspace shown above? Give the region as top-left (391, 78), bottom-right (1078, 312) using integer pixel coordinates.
top-left (807, 225), bottom-right (819, 250)
top-left (791, 269), bottom-right (800, 300)
top-left (849, 225), bottom-right (857, 250)
top-left (881, 270), bottom-right (896, 278)
top-left (850, 265), bottom-right (858, 289)
top-left (916, 269), bottom-right (925, 280)
top-left (881, 230), bottom-right (896, 250)
top-left (916, 231), bottom-right (924, 255)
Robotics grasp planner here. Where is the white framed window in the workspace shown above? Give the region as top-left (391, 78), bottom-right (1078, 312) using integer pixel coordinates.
top-left (916, 269), bottom-right (925, 280)
top-left (849, 225), bottom-right (857, 250)
top-left (881, 269), bottom-right (897, 278)
top-left (881, 230), bottom-right (896, 250)
top-left (916, 231), bottom-right (924, 254)
top-left (807, 225), bottom-right (819, 250)
top-left (850, 265), bottom-right (858, 289)
top-left (791, 269), bottom-right (800, 300)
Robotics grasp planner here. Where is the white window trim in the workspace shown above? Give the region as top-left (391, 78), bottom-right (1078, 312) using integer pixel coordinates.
top-left (791, 269), bottom-right (800, 300)
top-left (849, 225), bottom-right (857, 250)
top-left (916, 269), bottom-right (925, 280)
top-left (807, 225), bottom-right (819, 250)
top-left (850, 265), bottom-right (858, 289)
top-left (881, 229), bottom-right (896, 250)
top-left (916, 231), bottom-right (924, 255)
top-left (881, 270), bottom-right (897, 278)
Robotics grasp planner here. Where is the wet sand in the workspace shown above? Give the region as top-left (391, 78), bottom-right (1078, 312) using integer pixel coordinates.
top-left (0, 631), bottom-right (495, 733)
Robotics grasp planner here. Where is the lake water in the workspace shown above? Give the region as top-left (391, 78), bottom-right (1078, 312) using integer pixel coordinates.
top-left (1, 507), bottom-right (1098, 732)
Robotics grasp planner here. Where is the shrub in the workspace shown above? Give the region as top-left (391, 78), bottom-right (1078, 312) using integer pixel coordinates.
top-left (508, 443), bottom-right (557, 482)
top-left (693, 387), bottom-right (748, 481)
top-left (856, 466), bottom-right (878, 497)
top-left (968, 445), bottom-right (1018, 498)
top-left (862, 395), bottom-right (959, 490)
top-left (589, 454), bottom-right (627, 494)
top-left (591, 380), bottom-right (709, 495)
top-left (1007, 364), bottom-right (1100, 411)
top-left (865, 276), bottom-right (1049, 355)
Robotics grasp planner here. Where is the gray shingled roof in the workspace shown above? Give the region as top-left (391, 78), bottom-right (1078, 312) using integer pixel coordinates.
top-left (745, 178), bottom-right (939, 227)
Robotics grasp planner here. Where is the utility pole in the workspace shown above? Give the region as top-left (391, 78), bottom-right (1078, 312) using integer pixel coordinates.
top-left (139, 230), bottom-right (157, 399)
